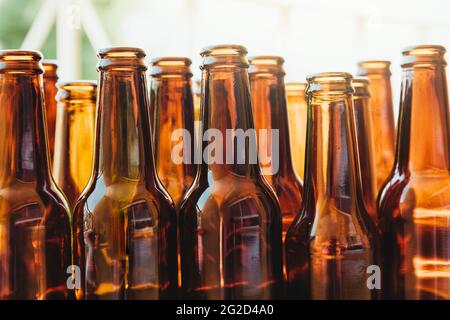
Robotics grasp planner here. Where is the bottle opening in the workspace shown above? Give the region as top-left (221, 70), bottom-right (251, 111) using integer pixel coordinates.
top-left (352, 76), bottom-right (370, 98)
top-left (43, 60), bottom-right (58, 78)
top-left (149, 57), bottom-right (193, 77)
top-left (97, 47), bottom-right (147, 71)
top-left (56, 80), bottom-right (97, 102)
top-left (357, 60), bottom-right (391, 76)
top-left (306, 72), bottom-right (353, 95)
top-left (200, 44), bottom-right (248, 69)
top-left (401, 44), bottom-right (447, 68)
top-left (248, 56), bottom-right (285, 76)
top-left (0, 50), bottom-right (43, 73)
top-left (285, 82), bottom-right (307, 96)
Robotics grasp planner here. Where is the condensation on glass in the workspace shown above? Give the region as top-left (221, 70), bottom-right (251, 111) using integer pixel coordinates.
top-left (74, 47), bottom-right (178, 300)
top-left (42, 60), bottom-right (59, 163)
top-left (377, 45), bottom-right (450, 300)
top-left (52, 81), bottom-right (97, 211)
top-left (0, 50), bottom-right (72, 300)
top-left (179, 45), bottom-right (283, 300)
top-left (286, 72), bottom-right (379, 300)
top-left (285, 82), bottom-right (308, 181)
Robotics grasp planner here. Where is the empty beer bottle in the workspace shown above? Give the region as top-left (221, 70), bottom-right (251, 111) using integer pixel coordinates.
top-left (74, 47), bottom-right (178, 300)
top-left (286, 72), bottom-right (379, 300)
top-left (52, 81), bottom-right (97, 211)
top-left (179, 45), bottom-right (283, 300)
top-left (0, 50), bottom-right (72, 299)
top-left (377, 45), bottom-right (450, 300)
top-left (285, 82), bottom-right (308, 180)
top-left (42, 60), bottom-right (59, 163)
top-left (351, 77), bottom-right (378, 225)
top-left (249, 56), bottom-right (303, 280)
top-left (357, 61), bottom-right (396, 190)
top-left (149, 57), bottom-right (195, 207)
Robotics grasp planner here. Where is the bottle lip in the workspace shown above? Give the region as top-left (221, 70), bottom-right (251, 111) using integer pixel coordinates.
top-left (352, 76), bottom-right (370, 98)
top-left (43, 59), bottom-right (58, 79)
top-left (248, 55), bottom-right (285, 76)
top-left (56, 80), bottom-right (97, 102)
top-left (401, 44), bottom-right (447, 67)
top-left (200, 44), bottom-right (248, 69)
top-left (149, 56), bottom-right (193, 77)
top-left (97, 47), bottom-right (147, 71)
top-left (357, 60), bottom-right (391, 76)
top-left (285, 82), bottom-right (307, 95)
top-left (0, 49), bottom-right (43, 73)
top-left (306, 72), bottom-right (354, 95)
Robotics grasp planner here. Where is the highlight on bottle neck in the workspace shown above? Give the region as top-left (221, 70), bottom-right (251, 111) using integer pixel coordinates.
top-left (285, 82), bottom-right (307, 96)
top-left (401, 45), bottom-right (447, 68)
top-left (200, 44), bottom-right (249, 69)
top-left (149, 57), bottom-right (193, 78)
top-left (306, 72), bottom-right (354, 96)
top-left (43, 60), bottom-right (58, 79)
top-left (97, 47), bottom-right (147, 72)
top-left (357, 60), bottom-right (391, 76)
top-left (56, 80), bottom-right (97, 102)
top-left (0, 49), bottom-right (44, 74)
top-left (248, 56), bottom-right (285, 76)
top-left (352, 76), bottom-right (370, 98)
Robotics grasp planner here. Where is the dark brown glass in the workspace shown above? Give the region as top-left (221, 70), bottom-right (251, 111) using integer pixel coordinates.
top-left (53, 81), bottom-right (97, 210)
top-left (0, 50), bottom-right (72, 300)
top-left (179, 45), bottom-right (283, 300)
top-left (357, 61), bottom-right (396, 190)
top-left (351, 77), bottom-right (378, 225)
top-left (149, 57), bottom-right (195, 207)
top-left (43, 60), bottom-right (58, 163)
top-left (249, 56), bottom-right (303, 280)
top-left (286, 73), bottom-right (379, 300)
top-left (377, 45), bottom-right (450, 300)
top-left (74, 47), bottom-right (178, 300)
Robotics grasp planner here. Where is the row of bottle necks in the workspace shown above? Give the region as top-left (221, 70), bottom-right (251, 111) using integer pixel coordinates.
top-left (0, 43), bottom-right (449, 300)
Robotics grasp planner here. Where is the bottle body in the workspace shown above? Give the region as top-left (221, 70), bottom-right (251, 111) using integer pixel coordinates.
top-left (42, 61), bottom-right (58, 163)
top-left (74, 48), bottom-right (177, 300)
top-left (180, 45), bottom-right (283, 300)
top-left (378, 46), bottom-right (450, 300)
top-left (0, 51), bottom-right (72, 300)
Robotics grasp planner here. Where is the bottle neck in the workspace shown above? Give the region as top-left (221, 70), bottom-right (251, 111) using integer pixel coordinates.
top-left (0, 73), bottom-right (52, 186)
top-left (95, 70), bottom-right (157, 184)
top-left (250, 74), bottom-right (295, 178)
top-left (396, 65), bottom-right (450, 174)
top-left (200, 67), bottom-right (261, 179)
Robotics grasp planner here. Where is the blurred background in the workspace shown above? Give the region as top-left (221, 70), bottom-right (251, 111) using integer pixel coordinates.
top-left (1, 0), bottom-right (450, 114)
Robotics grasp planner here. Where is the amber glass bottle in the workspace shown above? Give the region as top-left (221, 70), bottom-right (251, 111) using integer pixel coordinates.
top-left (286, 72), bottom-right (379, 300)
top-left (52, 81), bottom-right (97, 211)
top-left (357, 61), bottom-right (396, 190)
top-left (149, 57), bottom-right (195, 207)
top-left (285, 82), bottom-right (308, 180)
top-left (42, 60), bottom-right (59, 162)
top-left (351, 77), bottom-right (378, 225)
top-left (0, 50), bottom-right (72, 300)
top-left (249, 56), bottom-right (303, 279)
top-left (179, 45), bottom-right (283, 300)
top-left (193, 79), bottom-right (201, 125)
top-left (377, 45), bottom-right (450, 300)
top-left (74, 47), bottom-right (177, 300)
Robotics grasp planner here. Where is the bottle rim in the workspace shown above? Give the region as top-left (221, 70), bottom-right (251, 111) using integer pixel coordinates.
top-left (248, 56), bottom-right (285, 76)
top-left (56, 80), bottom-right (97, 102)
top-left (43, 60), bottom-right (58, 78)
top-left (357, 60), bottom-right (391, 76)
top-left (306, 72), bottom-right (354, 95)
top-left (285, 82), bottom-right (307, 95)
top-left (0, 49), bottom-right (43, 73)
top-left (352, 76), bottom-right (370, 98)
top-left (401, 44), bottom-right (447, 67)
top-left (97, 47), bottom-right (147, 71)
top-left (149, 56), bottom-right (193, 77)
top-left (200, 44), bottom-right (248, 69)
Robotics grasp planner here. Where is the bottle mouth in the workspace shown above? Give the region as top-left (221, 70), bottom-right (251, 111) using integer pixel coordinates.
top-left (248, 56), bottom-right (285, 76)
top-left (352, 76), bottom-right (370, 98)
top-left (97, 47), bottom-right (147, 71)
top-left (200, 44), bottom-right (248, 69)
top-left (56, 80), bottom-right (97, 102)
top-left (149, 57), bottom-right (193, 77)
top-left (357, 60), bottom-right (391, 76)
top-left (43, 60), bottom-right (58, 79)
top-left (401, 45), bottom-right (447, 68)
top-left (306, 72), bottom-right (354, 95)
top-left (0, 50), bottom-right (43, 74)
top-left (285, 82), bottom-right (307, 95)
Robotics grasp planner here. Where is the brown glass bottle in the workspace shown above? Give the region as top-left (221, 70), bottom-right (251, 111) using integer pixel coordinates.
top-left (351, 77), bottom-right (378, 225)
top-left (74, 47), bottom-right (178, 300)
top-left (0, 50), bottom-right (72, 300)
top-left (286, 73), bottom-right (379, 300)
top-left (377, 45), bottom-right (450, 300)
top-left (357, 61), bottom-right (396, 190)
top-left (179, 45), bottom-right (283, 300)
top-left (285, 82), bottom-right (308, 180)
top-left (149, 57), bottom-right (195, 207)
top-left (52, 81), bottom-right (97, 211)
top-left (249, 56), bottom-right (303, 279)
top-left (42, 60), bottom-right (59, 163)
